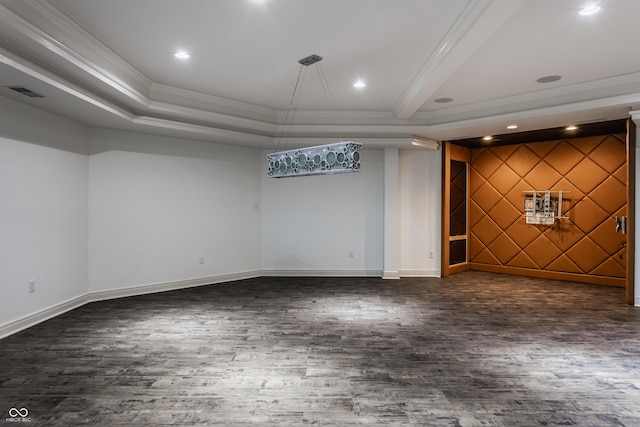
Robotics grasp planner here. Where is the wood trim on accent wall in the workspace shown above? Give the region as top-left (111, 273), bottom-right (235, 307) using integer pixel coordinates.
top-left (626, 119), bottom-right (636, 304)
top-left (470, 263), bottom-right (625, 287)
top-left (442, 142), bottom-right (451, 277)
top-left (442, 142), bottom-right (472, 277)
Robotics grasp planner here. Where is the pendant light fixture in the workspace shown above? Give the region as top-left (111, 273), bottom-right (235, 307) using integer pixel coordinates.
top-left (267, 54), bottom-right (362, 178)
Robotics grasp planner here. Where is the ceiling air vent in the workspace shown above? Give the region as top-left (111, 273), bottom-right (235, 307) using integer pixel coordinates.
top-left (7, 86), bottom-right (45, 98)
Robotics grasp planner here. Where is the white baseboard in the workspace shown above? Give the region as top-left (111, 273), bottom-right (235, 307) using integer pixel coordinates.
top-left (3, 270), bottom-right (635, 340)
top-left (1, 269), bottom-right (413, 339)
top-left (88, 270), bottom-right (261, 302)
top-left (400, 269), bottom-right (441, 277)
top-left (382, 270), bottom-right (400, 279)
top-left (0, 271), bottom-right (260, 339)
top-left (0, 294), bottom-right (90, 340)
top-left (261, 269), bottom-right (382, 277)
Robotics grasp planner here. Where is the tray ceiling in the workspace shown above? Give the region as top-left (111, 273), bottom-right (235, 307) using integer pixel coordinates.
top-left (0, 0), bottom-right (639, 148)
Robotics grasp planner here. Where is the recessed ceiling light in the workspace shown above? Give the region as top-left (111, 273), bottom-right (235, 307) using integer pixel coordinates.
top-left (537, 75), bottom-right (561, 83)
top-left (174, 50), bottom-right (191, 60)
top-left (566, 125), bottom-right (578, 131)
top-left (353, 80), bottom-right (366, 89)
top-left (434, 97), bottom-right (453, 103)
top-left (482, 135), bottom-right (493, 141)
top-left (507, 124), bottom-right (518, 130)
top-left (579, 4), bottom-right (601, 15)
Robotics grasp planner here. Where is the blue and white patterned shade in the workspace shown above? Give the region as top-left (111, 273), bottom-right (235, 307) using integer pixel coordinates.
top-left (267, 141), bottom-right (361, 178)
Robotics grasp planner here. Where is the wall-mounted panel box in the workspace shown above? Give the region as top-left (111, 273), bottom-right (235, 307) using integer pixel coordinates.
top-left (524, 190), bottom-right (569, 225)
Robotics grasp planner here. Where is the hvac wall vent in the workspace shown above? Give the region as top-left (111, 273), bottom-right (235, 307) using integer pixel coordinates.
top-left (6, 86), bottom-right (45, 98)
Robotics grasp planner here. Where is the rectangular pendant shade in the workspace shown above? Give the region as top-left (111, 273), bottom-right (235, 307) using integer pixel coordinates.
top-left (267, 141), bottom-right (361, 178)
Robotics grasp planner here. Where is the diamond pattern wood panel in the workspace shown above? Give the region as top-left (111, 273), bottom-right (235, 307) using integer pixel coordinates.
top-left (469, 133), bottom-right (627, 284)
top-left (450, 161), bottom-right (467, 236)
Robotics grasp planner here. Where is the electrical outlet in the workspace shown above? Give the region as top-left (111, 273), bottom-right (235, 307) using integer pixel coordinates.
top-left (28, 279), bottom-right (36, 293)
top-left (348, 250), bottom-right (354, 258)
top-left (429, 250), bottom-right (435, 258)
top-left (198, 255), bottom-right (205, 264)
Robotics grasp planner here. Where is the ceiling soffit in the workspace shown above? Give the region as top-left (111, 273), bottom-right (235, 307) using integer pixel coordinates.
top-left (392, 0), bottom-right (525, 119)
top-left (0, 0), bottom-right (638, 148)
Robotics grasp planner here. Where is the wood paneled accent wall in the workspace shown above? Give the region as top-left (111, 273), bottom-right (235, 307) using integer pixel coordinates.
top-left (442, 142), bottom-right (472, 276)
top-left (467, 133), bottom-right (627, 287)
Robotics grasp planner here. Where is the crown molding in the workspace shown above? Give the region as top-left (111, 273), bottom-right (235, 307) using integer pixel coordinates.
top-left (269, 137), bottom-right (416, 149)
top-left (2, 35), bottom-right (636, 147)
top-left (148, 100), bottom-right (278, 136)
top-left (417, 72), bottom-right (640, 126)
top-left (0, 0), bottom-right (151, 105)
top-left (274, 123), bottom-right (428, 138)
top-left (392, 0), bottom-right (525, 119)
top-left (420, 92), bottom-right (638, 139)
top-left (133, 116), bottom-right (274, 147)
top-left (0, 0), bottom-right (637, 148)
top-left (0, 45), bottom-right (134, 121)
top-left (279, 110), bottom-right (403, 125)
top-left (150, 84), bottom-right (278, 124)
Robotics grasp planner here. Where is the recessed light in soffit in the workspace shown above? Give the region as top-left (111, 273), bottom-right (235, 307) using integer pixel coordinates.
top-left (452, 120), bottom-right (626, 149)
top-left (579, 4), bottom-right (601, 16)
top-left (174, 50), bottom-right (191, 60)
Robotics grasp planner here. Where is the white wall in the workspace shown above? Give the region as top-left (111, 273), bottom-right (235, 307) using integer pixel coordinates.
top-left (399, 149), bottom-right (442, 277)
top-left (260, 149), bottom-right (384, 275)
top-left (0, 96), bottom-right (89, 329)
top-left (0, 93), bottom-right (445, 337)
top-left (88, 129), bottom-right (262, 293)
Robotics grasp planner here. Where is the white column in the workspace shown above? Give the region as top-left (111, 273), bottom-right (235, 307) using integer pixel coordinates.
top-left (383, 148), bottom-right (400, 279)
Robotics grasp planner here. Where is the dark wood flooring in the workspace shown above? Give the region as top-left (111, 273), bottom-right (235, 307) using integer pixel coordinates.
top-left (2, 271), bottom-right (640, 426)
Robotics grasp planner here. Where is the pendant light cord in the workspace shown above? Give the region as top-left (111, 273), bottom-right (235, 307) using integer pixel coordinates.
top-left (276, 64), bottom-right (306, 152)
top-left (315, 62), bottom-right (344, 143)
top-left (275, 55), bottom-right (344, 152)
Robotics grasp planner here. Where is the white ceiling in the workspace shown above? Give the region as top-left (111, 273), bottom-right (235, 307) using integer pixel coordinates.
top-left (0, 0), bottom-right (639, 149)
